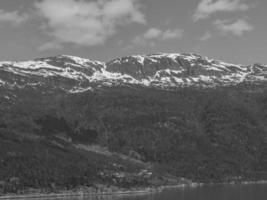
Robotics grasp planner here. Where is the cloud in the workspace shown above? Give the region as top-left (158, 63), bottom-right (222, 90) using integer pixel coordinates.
top-left (143, 28), bottom-right (163, 39)
top-left (193, 0), bottom-right (250, 21)
top-left (214, 19), bottom-right (254, 36)
top-left (38, 42), bottom-right (63, 51)
top-left (0, 9), bottom-right (28, 26)
top-left (200, 31), bottom-right (212, 41)
top-left (133, 27), bottom-right (184, 46)
top-left (34, 0), bottom-right (146, 46)
top-left (162, 29), bottom-right (184, 40)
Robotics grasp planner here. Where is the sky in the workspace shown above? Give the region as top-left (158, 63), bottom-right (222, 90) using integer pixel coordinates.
top-left (0, 0), bottom-right (266, 65)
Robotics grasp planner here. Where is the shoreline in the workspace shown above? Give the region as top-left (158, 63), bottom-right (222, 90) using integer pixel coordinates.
top-left (0, 184), bottom-right (191, 200)
top-left (1, 181), bottom-right (267, 199)
top-left (0, 186), bottom-right (163, 200)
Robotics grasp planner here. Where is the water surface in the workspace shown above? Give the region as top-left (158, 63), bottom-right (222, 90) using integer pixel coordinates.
top-left (17, 183), bottom-right (267, 200)
top-left (96, 183), bottom-right (267, 200)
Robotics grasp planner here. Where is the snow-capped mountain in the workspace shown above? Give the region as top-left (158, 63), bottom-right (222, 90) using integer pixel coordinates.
top-left (107, 53), bottom-right (267, 87)
top-left (0, 55), bottom-right (105, 93)
top-left (0, 53), bottom-right (266, 93)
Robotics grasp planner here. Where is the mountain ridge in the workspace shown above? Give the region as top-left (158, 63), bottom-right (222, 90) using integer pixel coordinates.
top-left (0, 53), bottom-right (266, 93)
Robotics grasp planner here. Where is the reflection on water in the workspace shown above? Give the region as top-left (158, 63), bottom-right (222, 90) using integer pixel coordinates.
top-left (5, 183), bottom-right (267, 200)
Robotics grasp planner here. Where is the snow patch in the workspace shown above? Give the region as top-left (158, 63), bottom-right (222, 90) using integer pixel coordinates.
top-left (132, 55), bottom-right (145, 65)
top-left (61, 55), bottom-right (104, 66)
top-left (69, 87), bottom-right (93, 93)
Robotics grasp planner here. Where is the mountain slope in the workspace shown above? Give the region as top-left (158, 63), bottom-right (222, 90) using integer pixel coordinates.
top-left (0, 53), bottom-right (267, 194)
top-left (0, 53), bottom-right (266, 94)
top-left (107, 53), bottom-right (267, 87)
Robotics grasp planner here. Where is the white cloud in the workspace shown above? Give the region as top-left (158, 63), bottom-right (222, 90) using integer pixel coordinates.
top-left (34, 0), bottom-right (146, 46)
top-left (133, 27), bottom-right (183, 46)
top-left (193, 0), bottom-right (250, 21)
top-left (200, 31), bottom-right (212, 41)
top-left (38, 42), bottom-right (63, 51)
top-left (0, 9), bottom-right (28, 25)
top-left (143, 28), bottom-right (163, 39)
top-left (214, 19), bottom-right (254, 36)
top-left (162, 29), bottom-right (184, 40)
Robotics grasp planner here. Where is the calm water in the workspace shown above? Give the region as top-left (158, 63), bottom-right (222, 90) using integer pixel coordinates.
top-left (124, 183), bottom-right (267, 200)
top-left (70, 183), bottom-right (267, 200)
top-left (17, 183), bottom-right (267, 200)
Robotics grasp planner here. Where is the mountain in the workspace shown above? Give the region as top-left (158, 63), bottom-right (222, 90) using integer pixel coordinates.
top-left (107, 53), bottom-right (267, 87)
top-left (0, 53), bottom-right (266, 94)
top-left (0, 53), bottom-right (267, 194)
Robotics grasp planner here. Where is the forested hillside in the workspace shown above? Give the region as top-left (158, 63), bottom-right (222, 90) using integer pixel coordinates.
top-left (1, 84), bottom-right (267, 193)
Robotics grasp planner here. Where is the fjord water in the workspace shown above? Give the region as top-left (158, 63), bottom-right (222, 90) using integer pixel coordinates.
top-left (118, 184), bottom-right (267, 200)
top-left (64, 183), bottom-right (267, 200)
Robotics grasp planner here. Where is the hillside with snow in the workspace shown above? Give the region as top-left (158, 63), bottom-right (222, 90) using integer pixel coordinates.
top-left (0, 53), bottom-right (266, 94)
